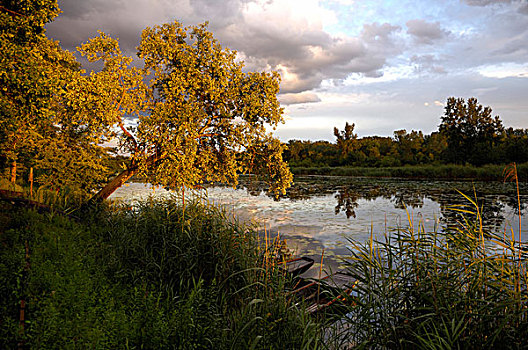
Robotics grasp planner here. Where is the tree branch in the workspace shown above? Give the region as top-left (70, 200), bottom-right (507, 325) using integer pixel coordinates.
top-left (115, 76), bottom-right (139, 153)
top-left (0, 5), bottom-right (24, 17)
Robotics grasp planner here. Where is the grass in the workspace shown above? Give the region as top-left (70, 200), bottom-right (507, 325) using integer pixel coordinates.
top-left (2, 173), bottom-right (527, 348)
top-left (291, 162), bottom-right (528, 181)
top-left (325, 191), bottom-right (528, 349)
top-left (0, 195), bottom-right (321, 349)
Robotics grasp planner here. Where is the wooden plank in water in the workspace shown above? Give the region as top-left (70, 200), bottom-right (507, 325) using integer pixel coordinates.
top-left (279, 256), bottom-right (315, 277)
top-left (291, 271), bottom-right (357, 316)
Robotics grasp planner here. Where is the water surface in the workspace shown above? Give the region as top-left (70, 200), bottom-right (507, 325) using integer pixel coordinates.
top-left (110, 176), bottom-right (528, 275)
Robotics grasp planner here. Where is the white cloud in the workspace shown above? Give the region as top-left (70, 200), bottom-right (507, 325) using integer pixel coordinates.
top-left (478, 63), bottom-right (528, 78)
top-left (342, 64), bottom-right (414, 86)
top-left (278, 92), bottom-right (321, 105)
top-left (410, 54), bottom-right (447, 74)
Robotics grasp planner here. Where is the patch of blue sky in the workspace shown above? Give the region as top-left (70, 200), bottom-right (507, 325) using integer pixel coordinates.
top-left (320, 0), bottom-right (448, 35)
top-left (319, 0), bottom-right (488, 41)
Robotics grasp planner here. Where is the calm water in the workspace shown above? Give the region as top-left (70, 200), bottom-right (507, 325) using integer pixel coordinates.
top-left (110, 176), bottom-right (528, 275)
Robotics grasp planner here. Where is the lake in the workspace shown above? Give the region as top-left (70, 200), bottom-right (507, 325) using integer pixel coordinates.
top-left (110, 176), bottom-right (528, 276)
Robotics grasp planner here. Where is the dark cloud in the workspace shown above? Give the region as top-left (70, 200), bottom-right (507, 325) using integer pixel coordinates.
top-left (49, 0), bottom-right (177, 54)
top-left (406, 19), bottom-right (449, 44)
top-left (456, 4), bottom-right (528, 66)
top-left (463, 0), bottom-right (528, 18)
top-left (44, 0), bottom-right (528, 139)
top-left (47, 0), bottom-right (405, 94)
top-left (218, 18), bottom-right (401, 92)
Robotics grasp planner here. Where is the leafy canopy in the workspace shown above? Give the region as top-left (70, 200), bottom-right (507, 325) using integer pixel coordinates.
top-left (94, 21), bottom-right (292, 198)
top-left (1, 4), bottom-right (292, 199)
top-left (439, 97), bottom-right (503, 165)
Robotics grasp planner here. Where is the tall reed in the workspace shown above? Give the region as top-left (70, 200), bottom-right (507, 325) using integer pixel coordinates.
top-left (327, 193), bottom-right (527, 349)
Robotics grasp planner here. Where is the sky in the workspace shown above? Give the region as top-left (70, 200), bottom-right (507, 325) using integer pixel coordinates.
top-left (46, 0), bottom-right (528, 141)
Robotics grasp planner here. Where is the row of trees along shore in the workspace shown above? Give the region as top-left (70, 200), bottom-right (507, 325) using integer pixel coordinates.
top-left (285, 97), bottom-right (528, 168)
top-left (1, 0), bottom-right (292, 202)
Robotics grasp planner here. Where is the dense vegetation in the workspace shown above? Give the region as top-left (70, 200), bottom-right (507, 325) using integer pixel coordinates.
top-left (2, 183), bottom-right (527, 349)
top-left (0, 197), bottom-right (320, 349)
top-left (285, 98), bottom-right (528, 170)
top-left (329, 195), bottom-right (528, 349)
top-left (291, 163), bottom-right (528, 181)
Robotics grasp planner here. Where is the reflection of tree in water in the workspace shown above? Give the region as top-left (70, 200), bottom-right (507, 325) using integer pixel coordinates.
top-left (501, 192), bottom-right (527, 215)
top-left (233, 175), bottom-right (527, 231)
top-left (335, 189), bottom-right (360, 218)
top-left (435, 192), bottom-right (506, 233)
top-left (390, 189), bottom-right (425, 209)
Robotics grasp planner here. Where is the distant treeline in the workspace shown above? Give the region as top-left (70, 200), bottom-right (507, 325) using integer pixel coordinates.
top-left (283, 97), bottom-right (528, 168)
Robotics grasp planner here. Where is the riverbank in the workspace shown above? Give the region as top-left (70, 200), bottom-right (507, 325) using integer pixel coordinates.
top-left (0, 196), bottom-right (321, 348)
top-left (2, 184), bottom-right (527, 348)
top-left (110, 177), bottom-right (528, 278)
top-left (291, 162), bottom-right (528, 181)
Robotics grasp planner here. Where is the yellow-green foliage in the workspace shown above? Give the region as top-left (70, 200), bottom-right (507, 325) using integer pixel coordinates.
top-left (2, 2), bottom-right (292, 201)
top-left (0, 1), bottom-right (112, 196)
top-left (134, 21), bottom-right (292, 197)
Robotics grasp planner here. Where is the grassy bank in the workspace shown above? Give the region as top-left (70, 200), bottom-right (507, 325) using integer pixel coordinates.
top-left (291, 162), bottom-right (528, 181)
top-left (2, 185), bottom-right (527, 348)
top-left (0, 196), bottom-right (321, 349)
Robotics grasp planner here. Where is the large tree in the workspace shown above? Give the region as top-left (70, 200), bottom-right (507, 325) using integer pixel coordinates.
top-left (91, 22), bottom-right (292, 200)
top-left (2, 2), bottom-right (292, 199)
top-left (439, 97), bottom-right (503, 165)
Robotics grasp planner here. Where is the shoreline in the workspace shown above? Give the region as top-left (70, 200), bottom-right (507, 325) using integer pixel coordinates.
top-left (289, 162), bottom-right (528, 182)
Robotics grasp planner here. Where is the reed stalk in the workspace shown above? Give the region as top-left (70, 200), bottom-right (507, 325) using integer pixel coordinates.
top-left (326, 190), bottom-right (527, 349)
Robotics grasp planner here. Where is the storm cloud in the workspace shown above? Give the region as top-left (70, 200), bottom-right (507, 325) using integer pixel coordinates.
top-left (47, 0), bottom-right (404, 95)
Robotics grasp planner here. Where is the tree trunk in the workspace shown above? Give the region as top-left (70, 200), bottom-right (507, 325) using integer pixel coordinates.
top-left (29, 167), bottom-right (33, 197)
top-left (89, 152), bottom-right (165, 203)
top-left (90, 166), bottom-right (138, 202)
top-left (10, 160), bottom-right (16, 184)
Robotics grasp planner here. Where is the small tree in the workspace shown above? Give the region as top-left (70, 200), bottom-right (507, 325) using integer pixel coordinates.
top-left (334, 122), bottom-right (357, 165)
top-left (393, 129), bottom-right (425, 165)
top-left (439, 97), bottom-right (503, 165)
